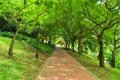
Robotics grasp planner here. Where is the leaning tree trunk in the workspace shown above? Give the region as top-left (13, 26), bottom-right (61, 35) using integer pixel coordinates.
top-left (78, 37), bottom-right (83, 55)
top-left (8, 27), bottom-right (22, 57)
top-left (98, 35), bottom-right (104, 67)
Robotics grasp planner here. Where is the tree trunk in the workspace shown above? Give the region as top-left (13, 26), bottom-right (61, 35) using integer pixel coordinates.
top-left (78, 38), bottom-right (83, 55)
top-left (8, 27), bottom-right (21, 57)
top-left (41, 39), bottom-right (44, 43)
top-left (65, 41), bottom-right (68, 49)
top-left (35, 33), bottom-right (39, 59)
top-left (35, 52), bottom-right (39, 59)
top-left (111, 29), bottom-right (117, 68)
top-left (98, 35), bottom-right (104, 67)
top-left (67, 42), bottom-right (70, 49)
top-left (72, 40), bottom-right (75, 52)
top-left (111, 50), bottom-right (116, 68)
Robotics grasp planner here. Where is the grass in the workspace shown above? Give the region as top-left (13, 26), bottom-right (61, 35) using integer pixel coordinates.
top-left (0, 36), bottom-right (53, 80)
top-left (0, 31), bottom-right (55, 53)
top-left (67, 50), bottom-right (120, 80)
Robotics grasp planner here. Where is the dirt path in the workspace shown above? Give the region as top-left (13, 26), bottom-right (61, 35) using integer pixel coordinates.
top-left (35, 47), bottom-right (99, 80)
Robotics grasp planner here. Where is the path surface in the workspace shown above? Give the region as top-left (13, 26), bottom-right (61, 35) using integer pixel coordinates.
top-left (36, 47), bottom-right (99, 80)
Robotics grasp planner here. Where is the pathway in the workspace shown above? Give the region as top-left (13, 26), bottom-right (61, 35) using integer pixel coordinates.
top-left (35, 47), bottom-right (99, 80)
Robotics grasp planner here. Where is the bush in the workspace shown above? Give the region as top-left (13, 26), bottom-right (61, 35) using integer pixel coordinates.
top-left (0, 31), bottom-right (14, 38)
top-left (38, 43), bottom-right (55, 53)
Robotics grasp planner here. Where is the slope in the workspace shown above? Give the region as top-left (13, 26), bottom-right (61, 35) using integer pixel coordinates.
top-left (0, 36), bottom-right (51, 80)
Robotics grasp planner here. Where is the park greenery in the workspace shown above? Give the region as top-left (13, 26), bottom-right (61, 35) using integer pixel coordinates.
top-left (0, 0), bottom-right (120, 79)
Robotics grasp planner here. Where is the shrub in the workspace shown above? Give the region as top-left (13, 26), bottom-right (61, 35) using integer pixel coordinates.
top-left (0, 31), bottom-right (14, 38)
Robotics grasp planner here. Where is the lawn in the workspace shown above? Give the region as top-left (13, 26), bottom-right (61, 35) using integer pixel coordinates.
top-left (0, 36), bottom-right (52, 80)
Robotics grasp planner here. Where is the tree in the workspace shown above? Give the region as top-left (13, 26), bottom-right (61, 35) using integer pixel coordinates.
top-left (111, 25), bottom-right (120, 68)
top-left (84, 0), bottom-right (119, 67)
top-left (1, 0), bottom-right (47, 57)
top-left (54, 0), bottom-right (77, 51)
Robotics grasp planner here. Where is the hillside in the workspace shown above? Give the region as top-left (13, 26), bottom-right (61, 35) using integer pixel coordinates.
top-left (0, 36), bottom-right (51, 80)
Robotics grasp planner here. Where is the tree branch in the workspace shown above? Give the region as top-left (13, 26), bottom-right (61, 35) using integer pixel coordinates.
top-left (116, 37), bottom-right (120, 42)
top-left (104, 0), bottom-right (117, 12)
top-left (116, 45), bottom-right (120, 49)
top-left (103, 18), bottom-right (117, 31)
top-left (26, 11), bottom-right (47, 24)
top-left (88, 4), bottom-right (107, 19)
top-left (16, 1), bottom-right (39, 17)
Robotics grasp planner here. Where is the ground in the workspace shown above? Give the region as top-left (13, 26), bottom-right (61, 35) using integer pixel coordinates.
top-left (35, 47), bottom-right (99, 80)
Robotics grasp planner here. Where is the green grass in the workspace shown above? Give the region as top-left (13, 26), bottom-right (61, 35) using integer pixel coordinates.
top-left (68, 50), bottom-right (120, 80)
top-left (0, 36), bottom-right (52, 80)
